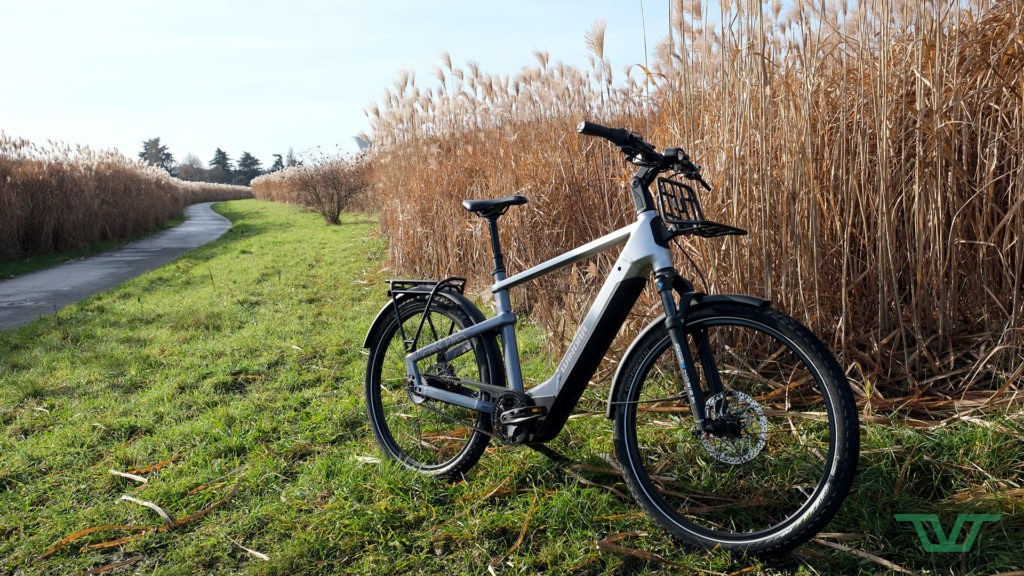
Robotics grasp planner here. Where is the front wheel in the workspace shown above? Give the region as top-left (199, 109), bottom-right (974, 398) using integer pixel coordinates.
top-left (613, 303), bottom-right (859, 555)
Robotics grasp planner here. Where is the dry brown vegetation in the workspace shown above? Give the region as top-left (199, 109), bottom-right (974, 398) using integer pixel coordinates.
top-left (272, 1), bottom-right (1023, 397)
top-left (0, 134), bottom-right (253, 261)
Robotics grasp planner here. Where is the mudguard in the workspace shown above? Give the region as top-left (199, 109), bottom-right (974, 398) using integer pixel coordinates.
top-left (605, 293), bottom-right (770, 419)
top-left (363, 282), bottom-right (506, 397)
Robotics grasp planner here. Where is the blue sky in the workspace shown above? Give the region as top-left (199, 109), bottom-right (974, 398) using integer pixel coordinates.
top-left (1, 1), bottom-right (670, 167)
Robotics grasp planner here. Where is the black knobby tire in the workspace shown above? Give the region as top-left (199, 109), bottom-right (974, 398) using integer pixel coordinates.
top-left (365, 296), bottom-right (496, 479)
top-left (613, 302), bottom-right (859, 555)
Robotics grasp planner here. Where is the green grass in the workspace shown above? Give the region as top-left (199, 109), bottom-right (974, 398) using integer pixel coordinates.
top-left (1, 200), bottom-right (1021, 575)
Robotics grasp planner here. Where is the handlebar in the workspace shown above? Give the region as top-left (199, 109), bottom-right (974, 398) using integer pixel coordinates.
top-left (576, 121), bottom-right (635, 148)
top-left (576, 120), bottom-right (709, 189)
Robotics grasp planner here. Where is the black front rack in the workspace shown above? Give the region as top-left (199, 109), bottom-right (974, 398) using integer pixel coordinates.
top-left (656, 178), bottom-right (747, 238)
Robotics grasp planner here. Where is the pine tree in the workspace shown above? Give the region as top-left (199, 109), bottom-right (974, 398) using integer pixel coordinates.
top-left (138, 137), bottom-right (175, 174)
top-left (209, 148), bottom-right (232, 184)
top-left (234, 152), bottom-right (263, 186)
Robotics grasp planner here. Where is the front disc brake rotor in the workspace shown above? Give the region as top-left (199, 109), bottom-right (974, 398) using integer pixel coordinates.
top-left (699, 390), bottom-right (768, 464)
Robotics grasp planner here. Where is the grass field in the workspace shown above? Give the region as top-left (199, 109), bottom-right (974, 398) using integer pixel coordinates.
top-left (1, 200), bottom-right (1020, 575)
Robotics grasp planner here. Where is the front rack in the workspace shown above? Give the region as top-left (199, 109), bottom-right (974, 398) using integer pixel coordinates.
top-left (656, 178), bottom-right (747, 238)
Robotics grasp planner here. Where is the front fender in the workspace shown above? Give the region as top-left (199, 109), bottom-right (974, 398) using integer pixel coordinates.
top-left (605, 293), bottom-right (770, 419)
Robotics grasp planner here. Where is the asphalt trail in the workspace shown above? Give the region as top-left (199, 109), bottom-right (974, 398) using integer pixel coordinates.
top-left (0, 202), bottom-right (231, 330)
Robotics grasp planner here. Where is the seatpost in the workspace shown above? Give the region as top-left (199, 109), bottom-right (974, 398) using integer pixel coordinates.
top-left (486, 216), bottom-right (507, 281)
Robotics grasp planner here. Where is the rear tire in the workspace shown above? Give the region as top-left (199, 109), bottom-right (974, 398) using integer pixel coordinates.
top-left (365, 296), bottom-right (496, 479)
top-left (613, 303), bottom-right (858, 554)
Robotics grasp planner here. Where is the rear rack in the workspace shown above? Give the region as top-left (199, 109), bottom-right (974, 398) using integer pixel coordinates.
top-left (387, 277), bottom-right (467, 353)
top-left (388, 278), bottom-right (466, 297)
top-left (656, 178), bottom-right (747, 238)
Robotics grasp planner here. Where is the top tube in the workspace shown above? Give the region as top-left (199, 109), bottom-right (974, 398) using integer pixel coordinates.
top-left (489, 219), bottom-right (639, 294)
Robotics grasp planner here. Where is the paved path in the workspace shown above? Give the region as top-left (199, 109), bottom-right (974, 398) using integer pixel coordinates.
top-left (0, 202), bottom-right (232, 330)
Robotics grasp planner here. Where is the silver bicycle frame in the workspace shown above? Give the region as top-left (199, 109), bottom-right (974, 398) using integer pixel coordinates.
top-left (405, 209), bottom-right (675, 415)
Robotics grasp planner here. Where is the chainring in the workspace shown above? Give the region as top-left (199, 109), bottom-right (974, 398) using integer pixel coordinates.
top-left (490, 391), bottom-right (533, 444)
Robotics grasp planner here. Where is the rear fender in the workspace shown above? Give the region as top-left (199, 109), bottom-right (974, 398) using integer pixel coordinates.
top-left (362, 284), bottom-right (505, 387)
top-left (362, 285), bottom-right (489, 348)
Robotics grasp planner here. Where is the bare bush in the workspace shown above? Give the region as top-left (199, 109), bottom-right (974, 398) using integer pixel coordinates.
top-left (251, 156), bottom-right (368, 224)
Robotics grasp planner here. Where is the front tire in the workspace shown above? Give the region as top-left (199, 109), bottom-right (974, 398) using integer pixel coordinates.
top-left (613, 303), bottom-right (858, 554)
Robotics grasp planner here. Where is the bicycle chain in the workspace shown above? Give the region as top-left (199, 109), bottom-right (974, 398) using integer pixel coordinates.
top-left (411, 375), bottom-right (496, 439)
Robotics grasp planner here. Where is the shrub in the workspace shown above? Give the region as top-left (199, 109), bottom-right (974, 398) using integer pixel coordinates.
top-left (251, 156), bottom-right (369, 224)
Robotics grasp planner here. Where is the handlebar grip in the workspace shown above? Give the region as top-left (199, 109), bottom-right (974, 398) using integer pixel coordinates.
top-left (577, 121), bottom-right (633, 148)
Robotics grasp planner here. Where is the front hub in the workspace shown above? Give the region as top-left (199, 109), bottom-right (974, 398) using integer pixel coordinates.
top-left (698, 390), bottom-right (769, 465)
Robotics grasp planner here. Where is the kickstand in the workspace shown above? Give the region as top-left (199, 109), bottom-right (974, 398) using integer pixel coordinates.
top-left (526, 443), bottom-right (572, 464)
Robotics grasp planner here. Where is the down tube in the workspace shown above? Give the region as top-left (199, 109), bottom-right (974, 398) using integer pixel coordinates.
top-left (528, 276), bottom-right (648, 442)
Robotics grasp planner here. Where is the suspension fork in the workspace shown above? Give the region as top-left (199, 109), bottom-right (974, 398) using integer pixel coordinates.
top-left (654, 269), bottom-right (720, 433)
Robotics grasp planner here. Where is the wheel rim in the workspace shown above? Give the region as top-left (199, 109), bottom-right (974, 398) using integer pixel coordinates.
top-left (372, 306), bottom-right (487, 471)
top-left (625, 317), bottom-right (837, 540)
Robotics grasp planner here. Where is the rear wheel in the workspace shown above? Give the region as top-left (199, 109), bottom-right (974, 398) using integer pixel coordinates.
top-left (613, 303), bottom-right (858, 554)
top-left (365, 297), bottom-right (496, 479)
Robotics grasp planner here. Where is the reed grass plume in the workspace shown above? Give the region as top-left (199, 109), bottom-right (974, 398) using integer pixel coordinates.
top-left (0, 134), bottom-right (253, 261)
top-left (265, 0), bottom-right (1024, 396)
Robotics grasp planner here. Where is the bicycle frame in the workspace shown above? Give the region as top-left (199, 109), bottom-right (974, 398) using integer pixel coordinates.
top-left (404, 208), bottom-right (705, 442)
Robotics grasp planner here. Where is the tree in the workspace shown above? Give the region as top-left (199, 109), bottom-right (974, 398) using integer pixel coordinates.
top-left (286, 147), bottom-right (300, 167)
top-left (177, 153), bottom-right (207, 182)
top-left (234, 151), bottom-right (262, 186)
top-left (292, 156), bottom-right (368, 225)
top-left (138, 137), bottom-right (175, 174)
top-left (269, 154), bottom-right (284, 172)
top-left (209, 148), bottom-right (232, 184)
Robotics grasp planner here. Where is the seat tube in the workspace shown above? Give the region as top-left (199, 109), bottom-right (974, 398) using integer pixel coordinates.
top-left (654, 269), bottom-right (709, 432)
top-left (492, 280), bottom-right (525, 393)
top-left (485, 216), bottom-right (525, 393)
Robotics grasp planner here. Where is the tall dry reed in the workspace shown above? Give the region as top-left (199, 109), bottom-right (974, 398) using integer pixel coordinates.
top-left (286, 1), bottom-right (1024, 395)
top-left (0, 134), bottom-right (252, 261)
top-left (649, 0), bottom-right (1024, 394)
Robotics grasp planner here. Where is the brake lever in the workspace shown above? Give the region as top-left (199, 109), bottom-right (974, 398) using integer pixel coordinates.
top-left (677, 162), bottom-right (712, 191)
